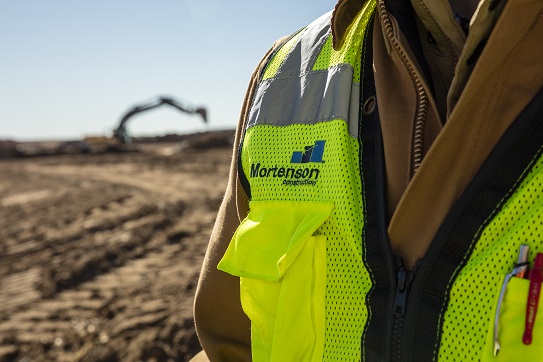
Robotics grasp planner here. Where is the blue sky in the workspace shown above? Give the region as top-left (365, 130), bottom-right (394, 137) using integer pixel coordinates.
top-left (1, 1), bottom-right (333, 141)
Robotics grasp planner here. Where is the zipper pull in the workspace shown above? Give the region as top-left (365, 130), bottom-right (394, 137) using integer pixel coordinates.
top-left (394, 267), bottom-right (415, 316)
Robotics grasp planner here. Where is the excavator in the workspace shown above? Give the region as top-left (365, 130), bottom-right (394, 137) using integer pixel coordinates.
top-left (112, 96), bottom-right (207, 144)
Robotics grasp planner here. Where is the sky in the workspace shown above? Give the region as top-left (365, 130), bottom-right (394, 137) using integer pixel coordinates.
top-left (1, 1), bottom-right (333, 141)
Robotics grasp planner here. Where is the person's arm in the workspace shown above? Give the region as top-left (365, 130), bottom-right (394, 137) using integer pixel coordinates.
top-left (193, 39), bottom-right (285, 362)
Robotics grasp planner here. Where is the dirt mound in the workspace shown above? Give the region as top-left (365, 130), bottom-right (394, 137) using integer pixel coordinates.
top-left (0, 141), bottom-right (233, 361)
top-left (0, 140), bottom-right (21, 158)
top-left (134, 130), bottom-right (234, 149)
top-left (0, 130), bottom-right (235, 159)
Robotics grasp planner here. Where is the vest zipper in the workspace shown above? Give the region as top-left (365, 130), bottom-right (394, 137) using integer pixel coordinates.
top-left (377, 1), bottom-right (429, 173)
top-left (391, 262), bottom-right (416, 362)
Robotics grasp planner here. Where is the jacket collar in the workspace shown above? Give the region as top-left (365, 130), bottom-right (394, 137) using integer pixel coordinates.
top-left (332, 0), bottom-right (516, 50)
top-left (332, 0), bottom-right (465, 55)
top-left (332, 0), bottom-right (367, 50)
top-left (332, 0), bottom-right (465, 51)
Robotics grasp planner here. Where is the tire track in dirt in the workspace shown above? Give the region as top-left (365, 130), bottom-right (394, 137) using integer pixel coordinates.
top-left (0, 147), bottom-right (231, 361)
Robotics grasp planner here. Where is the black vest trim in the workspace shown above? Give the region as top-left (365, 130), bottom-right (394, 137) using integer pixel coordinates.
top-left (404, 86), bottom-right (543, 361)
top-left (359, 13), bottom-right (397, 361)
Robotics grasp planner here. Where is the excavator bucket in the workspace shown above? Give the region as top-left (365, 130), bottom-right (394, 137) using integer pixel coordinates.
top-left (196, 108), bottom-right (208, 123)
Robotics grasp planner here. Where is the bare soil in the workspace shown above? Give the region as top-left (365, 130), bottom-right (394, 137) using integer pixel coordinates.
top-left (0, 132), bottom-right (234, 361)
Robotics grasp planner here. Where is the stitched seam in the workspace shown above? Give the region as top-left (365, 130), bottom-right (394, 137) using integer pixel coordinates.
top-left (308, 31), bottom-right (334, 72)
top-left (268, 63), bottom-right (355, 82)
top-left (246, 117), bottom-right (356, 133)
top-left (360, 23), bottom-right (375, 355)
top-left (431, 144), bottom-right (543, 361)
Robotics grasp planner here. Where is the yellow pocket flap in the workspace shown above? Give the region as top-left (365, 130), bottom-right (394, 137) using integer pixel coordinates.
top-left (218, 200), bottom-right (334, 282)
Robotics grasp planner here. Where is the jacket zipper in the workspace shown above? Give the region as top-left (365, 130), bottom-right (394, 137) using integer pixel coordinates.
top-left (377, 2), bottom-right (428, 358)
top-left (391, 261), bottom-right (417, 362)
top-left (377, 0), bottom-right (429, 173)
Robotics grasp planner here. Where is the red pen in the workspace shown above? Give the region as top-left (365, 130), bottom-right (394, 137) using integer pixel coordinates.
top-left (523, 253), bottom-right (543, 345)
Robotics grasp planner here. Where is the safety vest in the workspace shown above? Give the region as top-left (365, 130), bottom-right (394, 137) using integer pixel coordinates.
top-left (218, 0), bottom-right (543, 360)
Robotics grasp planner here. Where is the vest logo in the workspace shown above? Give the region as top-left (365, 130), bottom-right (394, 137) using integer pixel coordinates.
top-left (290, 140), bottom-right (326, 163)
top-left (249, 140), bottom-right (326, 187)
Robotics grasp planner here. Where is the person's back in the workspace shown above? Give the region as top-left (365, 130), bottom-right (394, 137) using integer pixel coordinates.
top-left (193, 0), bottom-right (543, 360)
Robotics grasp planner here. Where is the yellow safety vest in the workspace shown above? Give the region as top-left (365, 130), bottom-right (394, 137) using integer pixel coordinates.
top-left (219, 1), bottom-right (543, 360)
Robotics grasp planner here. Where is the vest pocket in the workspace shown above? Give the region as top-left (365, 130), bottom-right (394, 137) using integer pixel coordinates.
top-left (482, 276), bottom-right (543, 361)
top-left (218, 200), bottom-right (334, 362)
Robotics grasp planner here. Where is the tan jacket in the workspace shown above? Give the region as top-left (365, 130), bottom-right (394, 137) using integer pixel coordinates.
top-left (193, 0), bottom-right (543, 360)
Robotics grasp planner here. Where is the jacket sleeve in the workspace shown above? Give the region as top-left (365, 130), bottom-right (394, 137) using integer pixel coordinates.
top-left (192, 40), bottom-right (285, 362)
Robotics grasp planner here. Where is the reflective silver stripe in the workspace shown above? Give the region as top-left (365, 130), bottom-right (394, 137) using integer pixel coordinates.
top-left (246, 10), bottom-right (360, 138)
top-left (278, 11), bottom-right (332, 76)
top-left (247, 64), bottom-right (360, 138)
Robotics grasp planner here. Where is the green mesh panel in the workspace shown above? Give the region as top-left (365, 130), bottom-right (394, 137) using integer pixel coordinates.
top-left (437, 153), bottom-right (543, 360)
top-left (262, 0), bottom-right (375, 83)
top-left (262, 31), bottom-right (304, 80)
top-left (242, 120), bottom-right (371, 361)
top-left (312, 0), bottom-right (375, 83)
top-left (240, 2), bottom-right (377, 359)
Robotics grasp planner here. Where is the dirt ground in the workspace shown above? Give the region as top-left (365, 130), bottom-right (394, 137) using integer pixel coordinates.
top-left (0, 132), bottom-right (234, 361)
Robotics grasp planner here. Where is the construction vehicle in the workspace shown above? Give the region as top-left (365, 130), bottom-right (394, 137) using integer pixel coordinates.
top-left (113, 96), bottom-right (207, 144)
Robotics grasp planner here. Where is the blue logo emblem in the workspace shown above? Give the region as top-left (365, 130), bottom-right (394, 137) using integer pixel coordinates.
top-left (290, 140), bottom-right (326, 164)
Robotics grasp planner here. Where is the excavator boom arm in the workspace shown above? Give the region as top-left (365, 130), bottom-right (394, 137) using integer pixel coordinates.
top-left (114, 96), bottom-right (207, 143)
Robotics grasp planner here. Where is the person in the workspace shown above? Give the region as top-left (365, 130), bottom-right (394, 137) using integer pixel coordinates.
top-left (193, 0), bottom-right (543, 360)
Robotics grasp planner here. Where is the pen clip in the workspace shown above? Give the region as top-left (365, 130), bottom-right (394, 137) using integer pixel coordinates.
top-left (493, 264), bottom-right (529, 356)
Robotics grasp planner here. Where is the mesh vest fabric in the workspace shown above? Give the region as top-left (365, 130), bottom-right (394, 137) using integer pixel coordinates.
top-left (218, 0), bottom-right (543, 360)
top-left (219, 1), bottom-right (376, 361)
top-left (437, 154), bottom-right (543, 361)
top-left (405, 87), bottom-right (543, 362)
